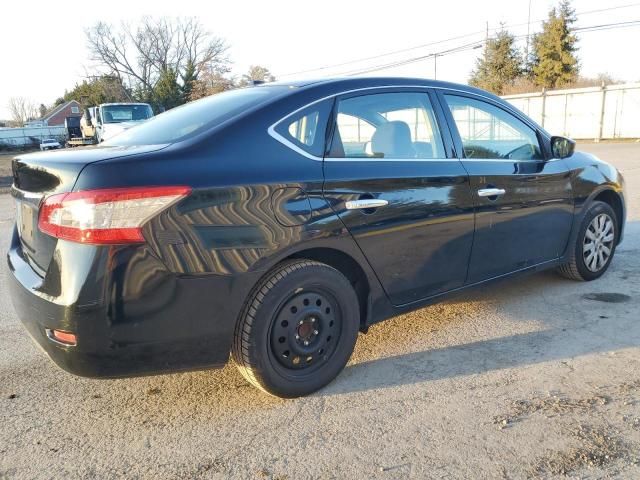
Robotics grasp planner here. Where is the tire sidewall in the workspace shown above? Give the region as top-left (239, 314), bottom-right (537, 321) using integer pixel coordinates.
top-left (574, 201), bottom-right (618, 281)
top-left (247, 264), bottom-right (359, 397)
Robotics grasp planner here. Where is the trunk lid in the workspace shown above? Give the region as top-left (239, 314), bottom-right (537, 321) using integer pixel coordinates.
top-left (11, 144), bottom-right (166, 275)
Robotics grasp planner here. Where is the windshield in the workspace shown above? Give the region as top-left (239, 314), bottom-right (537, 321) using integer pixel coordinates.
top-left (102, 104), bottom-right (153, 123)
top-left (104, 87), bottom-right (288, 147)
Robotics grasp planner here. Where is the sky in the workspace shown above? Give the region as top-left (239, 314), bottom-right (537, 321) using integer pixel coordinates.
top-left (1, 0), bottom-right (639, 120)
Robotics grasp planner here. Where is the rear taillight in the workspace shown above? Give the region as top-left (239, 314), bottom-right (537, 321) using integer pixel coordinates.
top-left (38, 186), bottom-right (191, 244)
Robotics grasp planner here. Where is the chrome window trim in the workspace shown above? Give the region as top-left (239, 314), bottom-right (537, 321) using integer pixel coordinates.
top-left (324, 157), bottom-right (556, 163)
top-left (267, 84), bottom-right (551, 163)
top-left (324, 157), bottom-right (454, 162)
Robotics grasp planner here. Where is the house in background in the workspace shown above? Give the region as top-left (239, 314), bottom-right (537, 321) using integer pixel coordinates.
top-left (24, 100), bottom-right (82, 127)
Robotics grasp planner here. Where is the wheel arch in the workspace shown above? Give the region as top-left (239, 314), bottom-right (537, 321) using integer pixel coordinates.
top-left (285, 247), bottom-right (371, 329)
top-left (592, 188), bottom-right (625, 244)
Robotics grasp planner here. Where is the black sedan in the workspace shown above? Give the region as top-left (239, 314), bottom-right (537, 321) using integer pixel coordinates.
top-left (8, 77), bottom-right (626, 397)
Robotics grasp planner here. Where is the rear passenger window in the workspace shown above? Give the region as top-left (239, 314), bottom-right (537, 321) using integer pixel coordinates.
top-left (288, 111), bottom-right (319, 146)
top-left (329, 92), bottom-right (445, 159)
top-left (444, 94), bottom-right (543, 160)
top-left (274, 100), bottom-right (333, 157)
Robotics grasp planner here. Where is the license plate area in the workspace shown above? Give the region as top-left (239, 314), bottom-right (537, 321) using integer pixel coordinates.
top-left (16, 200), bottom-right (36, 251)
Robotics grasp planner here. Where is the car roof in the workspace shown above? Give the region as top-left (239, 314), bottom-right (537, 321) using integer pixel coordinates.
top-left (260, 76), bottom-right (503, 102)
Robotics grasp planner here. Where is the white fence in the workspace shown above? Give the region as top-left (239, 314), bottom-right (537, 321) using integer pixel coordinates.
top-left (503, 83), bottom-right (640, 140)
top-left (2, 84), bottom-right (638, 148)
top-left (0, 126), bottom-right (67, 150)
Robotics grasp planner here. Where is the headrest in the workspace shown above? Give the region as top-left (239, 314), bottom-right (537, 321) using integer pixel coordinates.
top-left (371, 121), bottom-right (414, 158)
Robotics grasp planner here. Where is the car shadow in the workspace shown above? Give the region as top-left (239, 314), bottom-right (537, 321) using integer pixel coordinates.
top-left (320, 222), bottom-right (640, 396)
top-left (327, 321), bottom-right (637, 396)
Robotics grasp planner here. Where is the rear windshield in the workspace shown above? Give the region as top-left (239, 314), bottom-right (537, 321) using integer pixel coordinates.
top-left (104, 87), bottom-right (288, 146)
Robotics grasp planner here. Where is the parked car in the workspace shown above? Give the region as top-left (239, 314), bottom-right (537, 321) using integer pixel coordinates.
top-left (39, 138), bottom-right (62, 151)
top-left (8, 78), bottom-right (626, 397)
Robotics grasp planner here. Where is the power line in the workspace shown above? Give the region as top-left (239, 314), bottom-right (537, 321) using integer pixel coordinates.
top-left (337, 41), bottom-right (484, 77)
top-left (334, 19), bottom-right (640, 77)
top-left (573, 19), bottom-right (640, 32)
top-left (277, 2), bottom-right (640, 78)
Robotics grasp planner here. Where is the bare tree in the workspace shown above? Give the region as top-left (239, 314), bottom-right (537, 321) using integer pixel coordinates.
top-left (188, 69), bottom-right (236, 101)
top-left (8, 97), bottom-right (39, 125)
top-left (86, 17), bottom-right (230, 103)
top-left (239, 65), bottom-right (276, 86)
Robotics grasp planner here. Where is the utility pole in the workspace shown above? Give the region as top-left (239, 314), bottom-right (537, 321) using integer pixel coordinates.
top-left (524, 0), bottom-right (532, 61)
top-left (434, 54), bottom-right (438, 80)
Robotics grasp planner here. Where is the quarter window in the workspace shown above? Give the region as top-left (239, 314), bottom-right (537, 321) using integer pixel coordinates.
top-left (444, 95), bottom-right (542, 160)
top-left (275, 100), bottom-right (333, 157)
top-left (288, 111), bottom-right (319, 147)
top-left (330, 92), bottom-right (445, 159)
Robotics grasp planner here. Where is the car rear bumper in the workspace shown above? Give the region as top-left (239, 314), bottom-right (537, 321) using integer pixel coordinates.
top-left (7, 227), bottom-right (253, 378)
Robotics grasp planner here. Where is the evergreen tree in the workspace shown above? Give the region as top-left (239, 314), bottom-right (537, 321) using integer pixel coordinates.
top-left (469, 29), bottom-right (523, 95)
top-left (63, 76), bottom-right (130, 107)
top-left (153, 68), bottom-right (182, 112)
top-left (530, 0), bottom-right (579, 88)
top-left (180, 61), bottom-right (197, 104)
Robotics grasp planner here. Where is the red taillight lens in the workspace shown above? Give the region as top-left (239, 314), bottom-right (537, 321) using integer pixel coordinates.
top-left (38, 186), bottom-right (191, 244)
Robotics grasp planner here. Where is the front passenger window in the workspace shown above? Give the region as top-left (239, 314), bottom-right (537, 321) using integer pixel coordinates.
top-left (444, 95), bottom-right (543, 160)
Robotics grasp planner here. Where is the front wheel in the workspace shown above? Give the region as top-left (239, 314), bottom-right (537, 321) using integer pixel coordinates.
top-left (557, 200), bottom-right (618, 281)
top-left (232, 260), bottom-right (360, 398)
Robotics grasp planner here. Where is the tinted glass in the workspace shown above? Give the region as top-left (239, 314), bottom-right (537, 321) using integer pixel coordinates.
top-left (288, 111), bottom-right (319, 146)
top-left (444, 95), bottom-right (543, 160)
top-left (274, 99), bottom-right (333, 157)
top-left (102, 105), bottom-right (153, 123)
top-left (330, 92), bottom-right (445, 159)
top-left (105, 87), bottom-right (288, 146)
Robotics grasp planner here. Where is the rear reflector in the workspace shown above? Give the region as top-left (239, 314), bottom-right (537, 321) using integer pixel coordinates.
top-left (47, 329), bottom-right (77, 346)
top-left (38, 186), bottom-right (191, 244)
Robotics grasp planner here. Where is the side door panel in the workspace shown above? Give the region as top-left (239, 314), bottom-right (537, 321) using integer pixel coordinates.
top-left (461, 159), bottom-right (574, 282)
top-left (322, 89), bottom-right (475, 306)
top-left (436, 91), bottom-right (574, 283)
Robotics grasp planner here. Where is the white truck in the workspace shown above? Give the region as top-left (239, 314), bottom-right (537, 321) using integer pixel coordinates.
top-left (80, 103), bottom-right (153, 143)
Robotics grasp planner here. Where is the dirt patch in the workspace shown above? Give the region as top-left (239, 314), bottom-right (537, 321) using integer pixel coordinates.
top-left (532, 424), bottom-right (635, 476)
top-left (494, 383), bottom-right (640, 476)
top-left (493, 392), bottom-right (610, 427)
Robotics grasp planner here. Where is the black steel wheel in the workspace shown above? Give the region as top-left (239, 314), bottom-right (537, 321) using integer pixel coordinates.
top-left (232, 259), bottom-right (360, 398)
top-left (270, 289), bottom-right (341, 372)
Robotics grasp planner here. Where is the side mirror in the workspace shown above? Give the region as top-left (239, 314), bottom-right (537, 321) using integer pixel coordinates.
top-left (84, 108), bottom-right (93, 127)
top-left (550, 136), bottom-right (575, 159)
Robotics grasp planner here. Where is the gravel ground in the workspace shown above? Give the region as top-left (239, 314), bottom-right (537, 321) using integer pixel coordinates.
top-left (0, 153), bottom-right (14, 193)
top-left (1, 143), bottom-right (639, 479)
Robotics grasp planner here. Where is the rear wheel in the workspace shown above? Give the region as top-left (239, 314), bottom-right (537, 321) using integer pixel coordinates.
top-left (232, 260), bottom-right (360, 398)
top-left (557, 201), bottom-right (618, 281)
